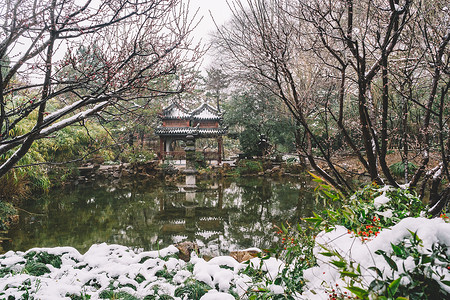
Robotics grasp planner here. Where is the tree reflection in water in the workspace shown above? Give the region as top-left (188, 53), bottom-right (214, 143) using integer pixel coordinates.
top-left (3, 176), bottom-right (321, 256)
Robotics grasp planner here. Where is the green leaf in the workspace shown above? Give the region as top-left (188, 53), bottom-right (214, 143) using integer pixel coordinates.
top-left (303, 217), bottom-right (321, 223)
top-left (346, 286), bottom-right (369, 299)
top-left (331, 260), bottom-right (346, 268)
top-left (319, 252), bottom-right (335, 257)
top-left (368, 266), bottom-right (383, 278)
top-left (322, 190), bottom-right (335, 200)
top-left (376, 250), bottom-right (398, 271)
top-left (442, 281), bottom-right (450, 286)
top-left (391, 243), bottom-right (405, 257)
top-left (340, 271), bottom-right (360, 278)
top-left (421, 254), bottom-right (432, 264)
top-left (407, 229), bottom-right (422, 245)
top-left (388, 278), bottom-right (401, 296)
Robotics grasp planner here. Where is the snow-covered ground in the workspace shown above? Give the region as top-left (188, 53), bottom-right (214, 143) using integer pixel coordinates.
top-left (0, 243), bottom-right (279, 299)
top-left (1, 216), bottom-right (449, 299)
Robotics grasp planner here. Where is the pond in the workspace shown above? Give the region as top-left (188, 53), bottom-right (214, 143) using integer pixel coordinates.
top-left (2, 176), bottom-right (322, 256)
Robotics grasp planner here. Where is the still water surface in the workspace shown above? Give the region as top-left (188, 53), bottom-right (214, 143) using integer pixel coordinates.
top-left (4, 177), bottom-right (321, 256)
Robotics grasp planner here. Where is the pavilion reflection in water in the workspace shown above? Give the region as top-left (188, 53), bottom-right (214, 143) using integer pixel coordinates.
top-left (3, 177), bottom-right (317, 256)
top-left (154, 182), bottom-right (233, 249)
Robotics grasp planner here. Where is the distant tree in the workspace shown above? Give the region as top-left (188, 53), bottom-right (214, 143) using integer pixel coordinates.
top-left (203, 66), bottom-right (230, 110)
top-left (224, 88), bottom-right (296, 156)
top-left (0, 55), bottom-right (9, 79)
top-left (0, 0), bottom-right (202, 178)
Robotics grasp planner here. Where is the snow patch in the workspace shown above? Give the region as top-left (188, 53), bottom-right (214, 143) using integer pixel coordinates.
top-left (373, 192), bottom-right (390, 209)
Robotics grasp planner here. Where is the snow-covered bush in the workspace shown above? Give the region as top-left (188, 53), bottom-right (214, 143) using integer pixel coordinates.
top-left (298, 182), bottom-right (450, 299)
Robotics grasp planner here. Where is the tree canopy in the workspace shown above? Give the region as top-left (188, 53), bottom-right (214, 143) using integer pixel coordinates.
top-left (0, 0), bottom-right (201, 178)
top-left (212, 0), bottom-right (449, 214)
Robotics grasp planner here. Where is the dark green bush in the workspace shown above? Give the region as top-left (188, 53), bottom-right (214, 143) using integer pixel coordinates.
top-left (389, 161), bottom-right (417, 178)
top-left (194, 152), bottom-right (207, 170)
top-left (236, 160), bottom-right (263, 175)
top-left (23, 251), bottom-right (63, 276)
top-left (369, 232), bottom-right (450, 299)
top-left (174, 279), bottom-right (211, 299)
top-left (99, 290), bottom-right (139, 300)
top-left (0, 200), bottom-right (18, 230)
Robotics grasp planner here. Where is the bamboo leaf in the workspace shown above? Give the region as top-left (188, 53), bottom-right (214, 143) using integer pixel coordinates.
top-left (346, 286), bottom-right (369, 299)
top-left (388, 278), bottom-right (401, 296)
top-left (331, 260), bottom-right (346, 268)
top-left (441, 280), bottom-right (450, 286)
top-left (319, 252), bottom-right (335, 257)
top-left (376, 250), bottom-right (398, 271)
top-left (390, 243), bottom-right (404, 257)
top-left (368, 266), bottom-right (383, 277)
top-left (340, 271), bottom-right (360, 278)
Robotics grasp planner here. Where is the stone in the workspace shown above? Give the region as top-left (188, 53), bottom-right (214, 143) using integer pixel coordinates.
top-left (285, 163), bottom-right (304, 174)
top-left (271, 166), bottom-right (281, 173)
top-left (222, 163), bottom-right (231, 171)
top-left (91, 154), bottom-right (105, 164)
top-left (175, 241), bottom-right (199, 262)
top-left (262, 160), bottom-right (273, 171)
top-left (230, 250), bottom-right (260, 263)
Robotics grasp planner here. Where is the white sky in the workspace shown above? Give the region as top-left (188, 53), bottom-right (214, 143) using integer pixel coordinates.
top-left (188, 0), bottom-right (233, 68)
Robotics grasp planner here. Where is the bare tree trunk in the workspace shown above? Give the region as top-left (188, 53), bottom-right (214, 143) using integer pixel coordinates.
top-left (402, 92), bottom-right (409, 184)
top-left (379, 52), bottom-right (398, 187)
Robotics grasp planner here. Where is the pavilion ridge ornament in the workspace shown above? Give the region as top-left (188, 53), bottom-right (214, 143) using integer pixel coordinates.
top-left (156, 102), bottom-right (227, 163)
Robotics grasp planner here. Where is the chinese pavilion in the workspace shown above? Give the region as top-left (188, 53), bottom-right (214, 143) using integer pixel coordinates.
top-left (155, 102), bottom-right (227, 163)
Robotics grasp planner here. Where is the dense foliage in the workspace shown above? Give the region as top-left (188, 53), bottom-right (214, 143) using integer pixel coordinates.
top-left (224, 89), bottom-right (296, 156)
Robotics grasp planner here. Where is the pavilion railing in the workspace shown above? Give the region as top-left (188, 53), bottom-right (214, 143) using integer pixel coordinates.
top-left (161, 151), bottom-right (221, 161)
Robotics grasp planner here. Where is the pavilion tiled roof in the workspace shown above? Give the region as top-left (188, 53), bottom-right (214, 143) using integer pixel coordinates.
top-left (156, 102), bottom-right (226, 137)
top-left (160, 102), bottom-right (222, 121)
top-left (160, 102), bottom-right (190, 119)
top-left (190, 103), bottom-right (222, 121)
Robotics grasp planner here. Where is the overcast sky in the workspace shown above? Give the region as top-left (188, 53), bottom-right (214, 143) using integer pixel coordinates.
top-left (190, 0), bottom-right (232, 37)
top-left (189, 0), bottom-right (233, 68)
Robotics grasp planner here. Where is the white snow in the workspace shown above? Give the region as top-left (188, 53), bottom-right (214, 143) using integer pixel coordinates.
top-left (373, 192), bottom-right (390, 208)
top-left (200, 290), bottom-right (235, 300)
top-left (378, 209), bottom-right (393, 218)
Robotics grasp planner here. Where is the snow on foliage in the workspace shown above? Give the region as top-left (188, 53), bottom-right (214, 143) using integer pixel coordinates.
top-left (302, 217), bottom-right (450, 299)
